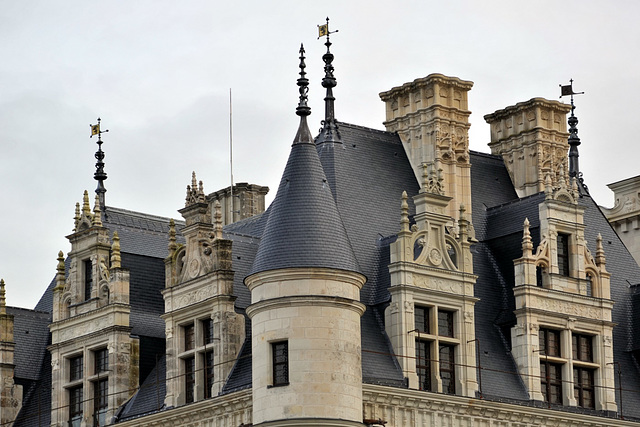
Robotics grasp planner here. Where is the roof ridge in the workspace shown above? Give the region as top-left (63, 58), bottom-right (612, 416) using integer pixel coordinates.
top-left (105, 206), bottom-right (185, 225)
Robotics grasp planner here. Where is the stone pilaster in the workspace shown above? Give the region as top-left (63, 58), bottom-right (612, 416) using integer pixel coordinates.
top-left (163, 178), bottom-right (244, 407)
top-left (0, 281), bottom-right (22, 426)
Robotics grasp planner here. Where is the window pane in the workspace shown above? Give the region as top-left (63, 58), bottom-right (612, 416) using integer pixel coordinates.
top-left (438, 310), bottom-right (454, 337)
top-left (541, 361), bottom-right (562, 404)
top-left (95, 348), bottom-right (108, 374)
top-left (184, 324), bottom-right (195, 351)
top-left (439, 344), bottom-right (455, 394)
top-left (557, 233), bottom-right (570, 276)
top-left (203, 318), bottom-right (214, 345)
top-left (415, 340), bottom-right (431, 391)
top-left (272, 342), bottom-right (289, 386)
top-left (185, 357), bottom-right (195, 403)
top-left (70, 356), bottom-right (83, 382)
top-left (414, 306), bottom-right (429, 334)
top-left (204, 351), bottom-right (214, 399)
top-left (84, 260), bottom-right (93, 301)
top-left (69, 386), bottom-right (83, 426)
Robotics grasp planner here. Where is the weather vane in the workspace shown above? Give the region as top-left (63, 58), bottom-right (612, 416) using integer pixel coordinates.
top-left (559, 79), bottom-right (587, 192)
top-left (90, 117), bottom-right (109, 141)
top-left (89, 117), bottom-right (109, 210)
top-left (559, 79), bottom-right (584, 108)
top-left (318, 17), bottom-right (338, 40)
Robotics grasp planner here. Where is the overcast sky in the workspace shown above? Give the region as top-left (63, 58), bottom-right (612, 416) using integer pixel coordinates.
top-left (1, 1), bottom-right (638, 308)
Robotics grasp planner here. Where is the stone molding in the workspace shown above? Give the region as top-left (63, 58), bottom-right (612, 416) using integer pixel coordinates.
top-left (114, 389), bottom-right (252, 427)
top-left (362, 384), bottom-right (632, 427)
top-left (246, 295), bottom-right (366, 319)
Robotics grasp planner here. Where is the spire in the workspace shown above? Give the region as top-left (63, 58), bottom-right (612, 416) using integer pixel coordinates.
top-left (90, 117), bottom-right (109, 212)
top-left (559, 80), bottom-right (586, 192)
top-left (316, 17), bottom-right (341, 145)
top-left (248, 45), bottom-right (359, 277)
top-left (293, 44), bottom-right (314, 145)
top-left (54, 250), bottom-right (66, 292)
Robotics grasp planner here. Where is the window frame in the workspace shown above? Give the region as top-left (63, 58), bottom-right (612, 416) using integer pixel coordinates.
top-left (557, 233), bottom-right (570, 277)
top-left (272, 341), bottom-right (289, 387)
top-left (69, 385), bottom-right (83, 427)
top-left (414, 304), bottom-right (458, 395)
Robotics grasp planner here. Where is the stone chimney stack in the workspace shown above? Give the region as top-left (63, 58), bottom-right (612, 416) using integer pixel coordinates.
top-left (484, 98), bottom-right (571, 198)
top-left (380, 73), bottom-right (474, 222)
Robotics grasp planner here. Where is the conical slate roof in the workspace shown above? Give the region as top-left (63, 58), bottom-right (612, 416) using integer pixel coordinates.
top-left (249, 45), bottom-right (360, 276)
top-left (248, 115), bottom-right (361, 276)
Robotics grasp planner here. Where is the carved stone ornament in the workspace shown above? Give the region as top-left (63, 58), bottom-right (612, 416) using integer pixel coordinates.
top-left (428, 248), bottom-right (443, 266)
top-left (404, 301), bottom-right (414, 313)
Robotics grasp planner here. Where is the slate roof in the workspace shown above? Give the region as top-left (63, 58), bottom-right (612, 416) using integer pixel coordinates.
top-left (316, 122), bottom-right (420, 304)
top-left (15, 117), bottom-right (640, 423)
top-left (249, 116), bottom-right (360, 276)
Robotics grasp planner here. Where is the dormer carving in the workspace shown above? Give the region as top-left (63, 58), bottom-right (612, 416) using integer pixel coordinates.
top-left (163, 176), bottom-right (244, 407)
top-left (50, 193), bottom-right (138, 427)
top-left (511, 192), bottom-right (616, 411)
top-left (386, 182), bottom-right (478, 396)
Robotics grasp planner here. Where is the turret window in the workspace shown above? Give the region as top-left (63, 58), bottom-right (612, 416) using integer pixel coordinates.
top-left (272, 341), bottom-right (289, 387)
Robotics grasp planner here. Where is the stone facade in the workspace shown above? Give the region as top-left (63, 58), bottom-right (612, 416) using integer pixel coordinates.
top-left (603, 175), bottom-right (640, 265)
top-left (0, 281), bottom-right (22, 427)
top-left (484, 98), bottom-right (572, 198)
top-left (163, 173), bottom-right (245, 407)
top-left (49, 192), bottom-right (139, 426)
top-left (511, 179), bottom-right (616, 410)
top-left (246, 268), bottom-right (366, 425)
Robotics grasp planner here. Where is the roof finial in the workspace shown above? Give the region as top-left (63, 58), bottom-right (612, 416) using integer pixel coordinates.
top-left (90, 117), bottom-right (109, 212)
top-left (0, 279), bottom-right (6, 314)
top-left (559, 80), bottom-right (587, 193)
top-left (316, 17), bottom-right (341, 144)
top-left (293, 44), bottom-right (314, 145)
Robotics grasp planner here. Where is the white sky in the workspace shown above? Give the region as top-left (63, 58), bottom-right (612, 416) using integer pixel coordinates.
top-left (1, 1), bottom-right (638, 308)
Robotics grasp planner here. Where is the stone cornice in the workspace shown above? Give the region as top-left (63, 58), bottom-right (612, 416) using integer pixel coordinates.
top-left (246, 295), bottom-right (366, 319)
top-left (113, 389), bottom-right (252, 427)
top-left (380, 73), bottom-right (474, 100)
top-left (362, 384), bottom-right (633, 427)
top-left (245, 267), bottom-right (366, 291)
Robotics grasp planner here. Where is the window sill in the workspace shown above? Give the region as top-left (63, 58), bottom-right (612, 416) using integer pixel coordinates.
top-left (267, 383), bottom-right (289, 389)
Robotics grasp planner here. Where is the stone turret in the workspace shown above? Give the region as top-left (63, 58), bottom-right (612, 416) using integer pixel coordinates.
top-left (245, 45), bottom-right (366, 426)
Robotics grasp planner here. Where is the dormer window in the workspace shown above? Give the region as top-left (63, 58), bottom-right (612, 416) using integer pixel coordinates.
top-left (557, 233), bottom-right (570, 276)
top-left (84, 260), bottom-right (93, 301)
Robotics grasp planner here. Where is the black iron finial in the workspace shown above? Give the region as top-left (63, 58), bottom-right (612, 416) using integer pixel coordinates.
top-left (559, 80), bottom-right (587, 193)
top-left (296, 44), bottom-right (310, 117)
top-left (316, 17), bottom-right (341, 144)
top-left (89, 117), bottom-right (109, 210)
top-left (292, 45), bottom-right (314, 146)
